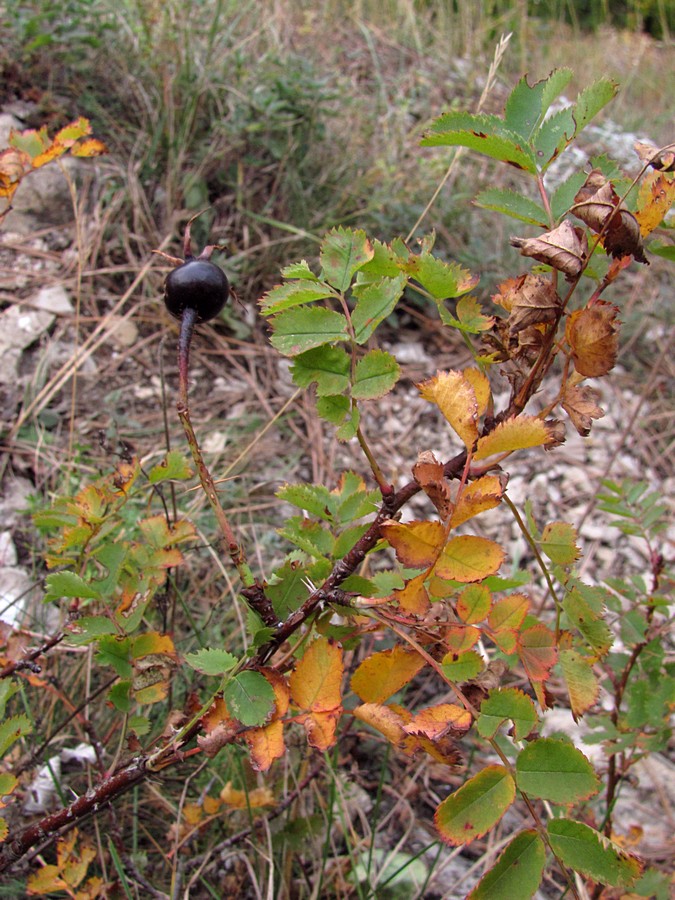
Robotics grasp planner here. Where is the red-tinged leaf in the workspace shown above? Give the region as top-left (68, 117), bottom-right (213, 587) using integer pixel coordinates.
top-left (474, 416), bottom-right (553, 460)
top-left (393, 572), bottom-right (430, 615)
top-left (560, 649), bottom-right (599, 720)
top-left (510, 221), bottom-right (588, 278)
top-left (443, 624), bottom-right (481, 655)
top-left (547, 819), bottom-right (643, 888)
top-left (468, 829), bottom-right (546, 900)
top-left (456, 583), bottom-right (492, 624)
top-left (565, 301), bottom-right (620, 377)
top-left (635, 172), bottom-right (675, 236)
top-left (516, 738), bottom-right (599, 803)
top-left (518, 624), bottom-right (557, 687)
top-left (435, 765), bottom-right (516, 847)
top-left (418, 370), bottom-right (479, 450)
top-left (350, 645), bottom-right (426, 703)
top-left (246, 719), bottom-right (285, 772)
top-left (476, 688), bottom-right (538, 741)
top-left (289, 637), bottom-right (343, 712)
top-left (380, 519), bottom-right (446, 568)
top-left (54, 117), bottom-right (92, 146)
top-left (412, 450), bottom-right (452, 520)
top-left (298, 709), bottom-right (341, 751)
top-left (435, 535), bottom-right (505, 583)
top-left (70, 137), bottom-right (108, 157)
top-left (404, 704), bottom-right (472, 740)
top-left (540, 521), bottom-right (580, 565)
top-left (450, 475), bottom-right (505, 529)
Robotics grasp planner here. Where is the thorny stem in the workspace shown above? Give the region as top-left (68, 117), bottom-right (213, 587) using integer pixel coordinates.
top-left (176, 308), bottom-right (255, 588)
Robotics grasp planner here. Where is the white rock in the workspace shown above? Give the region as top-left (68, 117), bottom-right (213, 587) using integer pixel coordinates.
top-left (29, 284), bottom-right (73, 315)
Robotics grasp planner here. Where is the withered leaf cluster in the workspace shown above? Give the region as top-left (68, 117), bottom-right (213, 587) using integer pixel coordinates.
top-left (571, 169), bottom-right (647, 263)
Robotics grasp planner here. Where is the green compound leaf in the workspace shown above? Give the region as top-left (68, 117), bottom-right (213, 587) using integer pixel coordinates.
top-left (572, 77), bottom-right (619, 133)
top-left (148, 450), bottom-right (193, 484)
top-left (404, 251), bottom-right (478, 300)
top-left (441, 649), bottom-right (483, 683)
top-left (0, 715), bottom-right (32, 757)
top-left (276, 482), bottom-right (334, 520)
top-left (560, 649), bottom-right (599, 719)
top-left (550, 171), bottom-right (587, 221)
top-left (290, 346), bottom-right (351, 396)
top-left (351, 349), bottom-right (400, 400)
top-left (69, 615), bottom-right (118, 646)
top-left (320, 227), bottom-right (374, 291)
top-left (269, 307), bottom-right (349, 356)
top-left (95, 635), bottom-right (132, 679)
top-left (533, 107), bottom-right (576, 168)
top-left (184, 648), bottom-right (238, 676)
top-left (279, 259), bottom-right (320, 280)
top-left (504, 74), bottom-right (551, 139)
top-left (439, 295), bottom-right (494, 334)
top-left (45, 570), bottom-right (101, 602)
top-left (540, 521), bottom-right (580, 565)
top-left (435, 765), bottom-right (516, 846)
top-left (474, 188), bottom-right (548, 226)
top-left (351, 274), bottom-right (406, 343)
top-left (516, 738), bottom-right (599, 803)
top-left (259, 280), bottom-right (334, 314)
top-left (468, 829), bottom-right (546, 900)
top-left (547, 818), bottom-right (643, 888)
top-left (476, 687), bottom-right (538, 742)
top-left (563, 588), bottom-right (612, 658)
top-left (422, 112), bottom-right (538, 173)
top-left (223, 671), bottom-right (276, 727)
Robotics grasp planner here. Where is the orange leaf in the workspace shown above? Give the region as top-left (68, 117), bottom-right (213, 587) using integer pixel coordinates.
top-left (351, 645), bottom-right (426, 703)
top-left (32, 142), bottom-right (68, 168)
top-left (380, 519), bottom-right (446, 567)
top-left (198, 698), bottom-right (239, 758)
top-left (474, 416), bottom-right (552, 460)
top-left (246, 719), bottom-right (285, 772)
top-left (518, 624), bottom-right (557, 684)
top-left (289, 637), bottom-right (343, 713)
top-left (566, 301), bottom-right (620, 377)
top-left (353, 702), bottom-right (418, 754)
top-left (404, 703), bottom-right (472, 740)
top-left (0, 147), bottom-right (31, 196)
top-left (393, 572), bottom-right (430, 615)
top-left (418, 370), bottom-right (479, 449)
top-left (435, 535), bottom-right (505, 583)
top-left (298, 710), bottom-right (340, 751)
top-left (449, 474), bottom-right (505, 528)
top-left (635, 171), bottom-right (675, 236)
top-left (443, 624), bottom-right (481, 655)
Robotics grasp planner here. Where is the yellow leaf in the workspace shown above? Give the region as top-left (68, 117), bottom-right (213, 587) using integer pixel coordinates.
top-left (474, 416), bottom-right (552, 460)
top-left (393, 572), bottom-right (430, 615)
top-left (403, 703), bottom-right (472, 739)
top-left (635, 172), bottom-right (675, 236)
top-left (456, 583), bottom-right (492, 624)
top-left (289, 636), bottom-right (343, 712)
top-left (463, 367), bottom-right (491, 417)
top-left (487, 593), bottom-right (530, 632)
top-left (418, 370), bottom-right (479, 449)
top-left (220, 782), bottom-right (275, 809)
top-left (70, 137), bottom-right (108, 158)
top-left (435, 535), bottom-right (505, 583)
top-left (560, 649), bottom-right (599, 720)
top-left (353, 702), bottom-right (409, 747)
top-left (183, 803), bottom-right (204, 825)
top-left (449, 475), bottom-right (505, 528)
top-left (351, 645), bottom-right (426, 703)
top-left (32, 142), bottom-right (68, 168)
top-left (380, 519), bottom-right (446, 567)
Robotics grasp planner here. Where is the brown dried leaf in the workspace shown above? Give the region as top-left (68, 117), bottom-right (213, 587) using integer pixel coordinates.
top-left (506, 273), bottom-right (562, 335)
top-left (561, 383), bottom-right (605, 436)
top-left (634, 140), bottom-right (675, 173)
top-left (412, 450), bottom-right (452, 520)
top-left (510, 220), bottom-right (588, 278)
top-left (565, 301), bottom-right (620, 377)
top-left (572, 173), bottom-right (647, 263)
